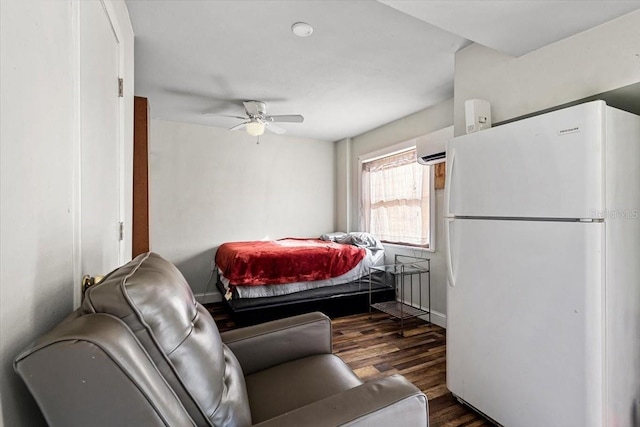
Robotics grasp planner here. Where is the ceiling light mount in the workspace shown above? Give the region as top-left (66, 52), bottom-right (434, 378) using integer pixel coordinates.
top-left (291, 22), bottom-right (313, 37)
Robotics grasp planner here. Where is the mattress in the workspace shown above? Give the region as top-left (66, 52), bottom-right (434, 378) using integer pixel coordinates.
top-left (220, 247), bottom-right (385, 299)
top-left (216, 233), bottom-right (386, 300)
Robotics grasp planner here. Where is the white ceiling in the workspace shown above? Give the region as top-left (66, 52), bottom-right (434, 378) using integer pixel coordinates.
top-left (126, 0), bottom-right (640, 142)
top-left (381, 0), bottom-right (640, 57)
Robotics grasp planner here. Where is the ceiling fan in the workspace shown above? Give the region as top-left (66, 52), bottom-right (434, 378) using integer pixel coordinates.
top-left (205, 100), bottom-right (304, 138)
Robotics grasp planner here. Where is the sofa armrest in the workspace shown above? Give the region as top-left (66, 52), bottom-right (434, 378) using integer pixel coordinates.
top-left (253, 374), bottom-right (428, 427)
top-left (220, 312), bottom-right (332, 375)
top-left (14, 314), bottom-right (196, 427)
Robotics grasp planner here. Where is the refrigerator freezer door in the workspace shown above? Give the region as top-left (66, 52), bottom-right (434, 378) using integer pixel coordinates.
top-left (446, 218), bottom-right (604, 426)
top-left (446, 101), bottom-right (605, 219)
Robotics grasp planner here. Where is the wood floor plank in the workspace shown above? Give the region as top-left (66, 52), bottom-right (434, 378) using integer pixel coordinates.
top-left (207, 303), bottom-right (492, 427)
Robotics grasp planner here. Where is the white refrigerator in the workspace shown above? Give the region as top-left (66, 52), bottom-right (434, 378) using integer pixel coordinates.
top-left (445, 101), bottom-right (640, 427)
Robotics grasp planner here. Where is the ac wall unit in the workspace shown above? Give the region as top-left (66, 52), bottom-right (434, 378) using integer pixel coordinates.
top-left (416, 126), bottom-right (453, 165)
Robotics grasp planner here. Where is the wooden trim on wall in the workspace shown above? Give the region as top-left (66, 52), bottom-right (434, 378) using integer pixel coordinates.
top-left (434, 162), bottom-right (446, 190)
top-left (133, 96), bottom-right (149, 256)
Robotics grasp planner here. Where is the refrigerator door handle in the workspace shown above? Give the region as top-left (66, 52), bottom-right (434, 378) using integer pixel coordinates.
top-left (446, 217), bottom-right (456, 287)
top-left (445, 148), bottom-right (455, 218)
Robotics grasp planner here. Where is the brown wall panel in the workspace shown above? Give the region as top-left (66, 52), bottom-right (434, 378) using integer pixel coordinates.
top-left (133, 96), bottom-right (149, 256)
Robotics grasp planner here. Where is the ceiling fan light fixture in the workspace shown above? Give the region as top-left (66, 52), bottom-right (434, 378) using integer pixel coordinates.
top-left (246, 121), bottom-right (265, 136)
top-left (291, 22), bottom-right (313, 37)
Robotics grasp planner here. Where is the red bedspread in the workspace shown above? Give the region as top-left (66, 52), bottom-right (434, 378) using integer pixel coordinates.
top-left (215, 238), bottom-right (366, 286)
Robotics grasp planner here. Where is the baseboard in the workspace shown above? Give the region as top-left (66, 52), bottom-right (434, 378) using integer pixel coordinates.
top-left (195, 291), bottom-right (222, 304)
top-left (418, 309), bottom-right (446, 329)
top-left (397, 297), bottom-right (447, 329)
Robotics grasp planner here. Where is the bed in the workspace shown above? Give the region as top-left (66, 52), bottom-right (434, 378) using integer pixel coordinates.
top-left (215, 232), bottom-right (395, 324)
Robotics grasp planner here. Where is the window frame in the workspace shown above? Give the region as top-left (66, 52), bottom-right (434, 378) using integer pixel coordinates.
top-left (358, 138), bottom-right (436, 251)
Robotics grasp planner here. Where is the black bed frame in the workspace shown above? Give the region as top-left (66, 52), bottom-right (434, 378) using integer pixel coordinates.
top-left (216, 272), bottom-right (395, 326)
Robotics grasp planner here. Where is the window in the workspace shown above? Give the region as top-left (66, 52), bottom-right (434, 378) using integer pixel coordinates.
top-left (360, 148), bottom-right (432, 247)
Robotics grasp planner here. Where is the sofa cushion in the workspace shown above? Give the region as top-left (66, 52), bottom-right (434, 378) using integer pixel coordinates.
top-left (245, 354), bottom-right (363, 423)
top-left (82, 252), bottom-right (251, 427)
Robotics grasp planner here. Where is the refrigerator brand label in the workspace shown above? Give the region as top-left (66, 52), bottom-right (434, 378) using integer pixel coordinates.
top-left (557, 126), bottom-right (580, 136)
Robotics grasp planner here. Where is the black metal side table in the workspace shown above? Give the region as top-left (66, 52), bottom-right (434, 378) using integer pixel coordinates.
top-left (369, 254), bottom-right (431, 336)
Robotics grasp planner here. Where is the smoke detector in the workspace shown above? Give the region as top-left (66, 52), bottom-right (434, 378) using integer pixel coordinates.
top-left (291, 22), bottom-right (313, 37)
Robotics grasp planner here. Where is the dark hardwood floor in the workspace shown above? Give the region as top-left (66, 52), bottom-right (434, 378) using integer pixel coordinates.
top-left (207, 302), bottom-right (492, 426)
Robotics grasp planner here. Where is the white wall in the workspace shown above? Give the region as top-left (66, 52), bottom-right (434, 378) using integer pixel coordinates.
top-left (454, 9), bottom-right (640, 136)
top-left (0, 1), bottom-right (133, 425)
top-left (336, 98), bottom-right (454, 327)
top-left (149, 120), bottom-right (335, 300)
top-left (335, 138), bottom-right (351, 232)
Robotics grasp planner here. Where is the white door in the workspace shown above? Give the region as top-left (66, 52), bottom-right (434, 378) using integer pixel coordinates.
top-left (80, 1), bottom-right (122, 281)
top-left (446, 218), bottom-right (604, 427)
top-left (446, 101), bottom-right (605, 219)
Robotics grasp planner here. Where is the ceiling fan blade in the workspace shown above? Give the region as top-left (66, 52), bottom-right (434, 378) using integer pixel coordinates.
top-left (266, 114), bottom-right (304, 123)
top-left (228, 121), bottom-right (249, 131)
top-left (243, 100), bottom-right (266, 117)
top-left (265, 122), bottom-right (286, 135)
top-left (202, 113), bottom-right (247, 120)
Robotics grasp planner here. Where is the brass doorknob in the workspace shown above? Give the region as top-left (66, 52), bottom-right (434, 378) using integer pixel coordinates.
top-left (82, 275), bottom-right (105, 292)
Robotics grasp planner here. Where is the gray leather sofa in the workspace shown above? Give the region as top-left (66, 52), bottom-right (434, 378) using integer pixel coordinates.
top-left (15, 252), bottom-right (428, 426)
